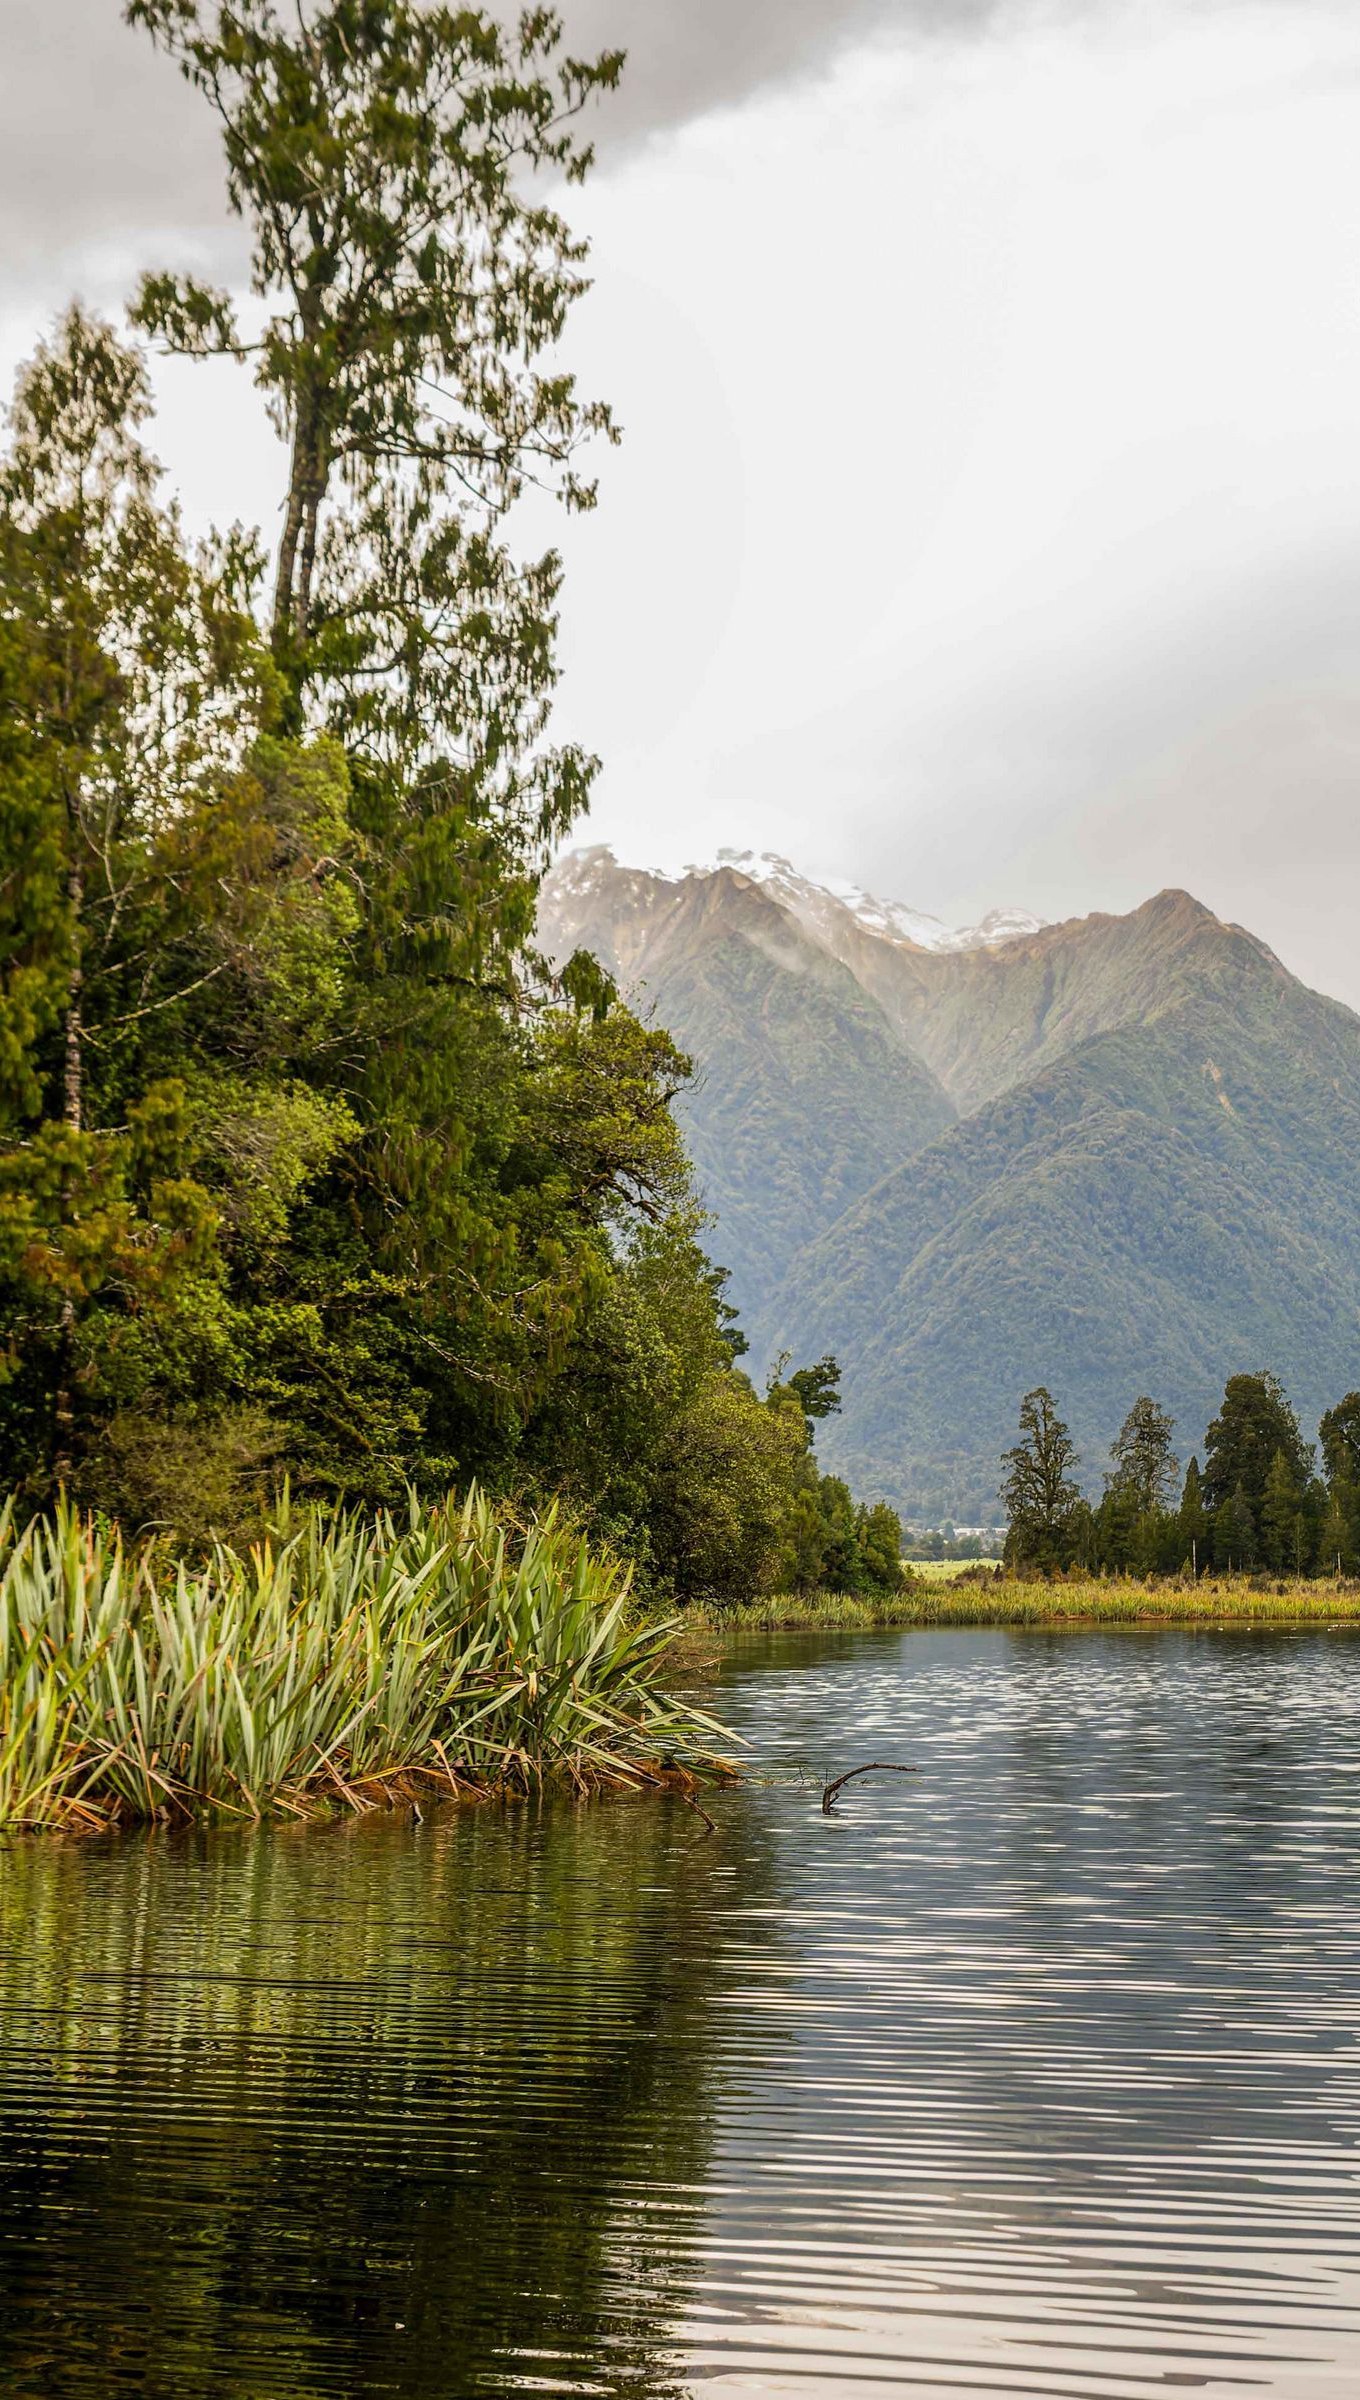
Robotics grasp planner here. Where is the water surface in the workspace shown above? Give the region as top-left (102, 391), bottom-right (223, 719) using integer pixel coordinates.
top-left (2, 1627), bottom-right (1358, 2396)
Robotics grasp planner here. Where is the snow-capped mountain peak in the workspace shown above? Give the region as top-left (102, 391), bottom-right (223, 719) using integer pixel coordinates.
top-left (544, 845), bottom-right (1045, 958)
top-left (690, 848), bottom-right (1044, 953)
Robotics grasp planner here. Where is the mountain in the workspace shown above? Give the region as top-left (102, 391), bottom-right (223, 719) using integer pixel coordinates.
top-left (540, 849), bottom-right (1360, 1519)
top-left (539, 849), bottom-right (956, 1328)
top-left (687, 849), bottom-right (1047, 956)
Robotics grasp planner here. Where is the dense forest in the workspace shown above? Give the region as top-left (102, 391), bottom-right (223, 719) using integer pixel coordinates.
top-left (1002, 1374), bottom-right (1360, 1578)
top-left (0, 1), bottom-right (901, 1602)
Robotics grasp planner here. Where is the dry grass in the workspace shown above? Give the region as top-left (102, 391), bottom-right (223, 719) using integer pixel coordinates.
top-left (906, 1575), bottom-right (1360, 1627)
top-left (689, 1575), bottom-right (1360, 1634)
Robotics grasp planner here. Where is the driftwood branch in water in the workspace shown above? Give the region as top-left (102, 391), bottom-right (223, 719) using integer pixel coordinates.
top-left (821, 1762), bottom-right (918, 1815)
top-left (678, 1790), bottom-right (718, 1835)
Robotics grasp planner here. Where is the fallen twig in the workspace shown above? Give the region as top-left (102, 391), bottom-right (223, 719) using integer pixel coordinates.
top-left (821, 1762), bottom-right (918, 1815)
top-left (678, 1789), bottom-right (718, 1835)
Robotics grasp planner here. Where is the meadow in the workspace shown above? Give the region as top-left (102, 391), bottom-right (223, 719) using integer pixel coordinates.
top-left (692, 1574), bottom-right (1360, 1633)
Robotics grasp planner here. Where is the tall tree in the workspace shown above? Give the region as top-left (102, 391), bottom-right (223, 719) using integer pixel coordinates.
top-left (1203, 1372), bottom-right (1309, 1521)
top-left (1001, 1387), bottom-right (1083, 1572)
top-left (122, 2), bottom-right (652, 1496)
top-left (1319, 1393), bottom-right (1360, 1492)
top-left (1317, 1393), bottom-right (1360, 1578)
top-left (0, 309), bottom-right (278, 1483)
top-left (1107, 1396), bottom-right (1179, 1515)
top-left (128, 2), bottom-right (620, 777)
top-left (1217, 1483), bottom-right (1257, 1573)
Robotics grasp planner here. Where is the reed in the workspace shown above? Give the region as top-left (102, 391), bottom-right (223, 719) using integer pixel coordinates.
top-left (0, 1491), bottom-right (729, 1836)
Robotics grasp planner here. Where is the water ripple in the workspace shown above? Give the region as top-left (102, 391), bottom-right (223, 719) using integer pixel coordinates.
top-left (0, 1627), bottom-right (1358, 2395)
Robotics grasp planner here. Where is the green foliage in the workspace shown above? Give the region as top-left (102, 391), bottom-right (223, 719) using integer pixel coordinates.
top-left (0, 6), bottom-right (900, 1604)
top-left (1318, 1392), bottom-right (1360, 1571)
top-left (1216, 1483), bottom-right (1257, 1572)
top-left (783, 1355), bottom-right (842, 1422)
top-left (1202, 1371), bottom-right (1312, 1571)
top-left (128, 0), bottom-right (622, 725)
top-left (1202, 1370), bottom-right (1309, 1511)
top-left (758, 1363), bottom-right (904, 1596)
top-left (1107, 1396), bottom-right (1179, 1514)
top-left (0, 308), bottom-right (287, 1479)
top-left (0, 1488), bottom-right (727, 1833)
top-left (1085, 1397), bottom-right (1183, 1573)
top-left (1177, 1456), bottom-right (1208, 1568)
top-left (1002, 1373), bottom-right (1360, 1584)
top-left (1001, 1387), bottom-right (1084, 1572)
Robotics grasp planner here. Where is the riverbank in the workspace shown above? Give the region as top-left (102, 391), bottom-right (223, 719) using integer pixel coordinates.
top-left (0, 1494), bottom-right (725, 1837)
top-left (689, 1575), bottom-right (1360, 1633)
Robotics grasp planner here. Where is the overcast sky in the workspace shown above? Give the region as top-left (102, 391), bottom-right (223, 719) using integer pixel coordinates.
top-left (4, 0), bottom-right (1359, 1006)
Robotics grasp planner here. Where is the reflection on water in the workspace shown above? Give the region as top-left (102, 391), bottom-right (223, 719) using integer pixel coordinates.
top-left (0, 1800), bottom-right (731, 2396)
top-left (2, 1630), bottom-right (1359, 2396)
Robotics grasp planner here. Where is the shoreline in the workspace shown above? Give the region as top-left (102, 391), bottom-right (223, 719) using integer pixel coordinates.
top-left (685, 1579), bottom-right (1360, 1634)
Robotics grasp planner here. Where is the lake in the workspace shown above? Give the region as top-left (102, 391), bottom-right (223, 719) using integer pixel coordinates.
top-left (1, 1627), bottom-right (1358, 2396)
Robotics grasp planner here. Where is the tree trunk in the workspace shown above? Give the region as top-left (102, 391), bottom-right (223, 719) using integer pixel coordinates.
top-left (62, 877), bottom-right (83, 1135)
top-left (296, 478), bottom-right (324, 643)
top-left (51, 862), bottom-right (84, 1480)
top-left (272, 412), bottom-right (311, 648)
top-left (272, 396), bottom-right (329, 653)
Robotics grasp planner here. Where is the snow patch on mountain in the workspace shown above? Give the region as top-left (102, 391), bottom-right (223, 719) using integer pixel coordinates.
top-left (548, 845), bottom-right (1045, 953)
top-left (697, 848), bottom-right (1045, 952)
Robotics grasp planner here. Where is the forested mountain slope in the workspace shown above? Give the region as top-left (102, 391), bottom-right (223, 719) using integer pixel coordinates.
top-left (540, 852), bottom-right (955, 1322)
top-left (541, 850), bottom-right (1360, 1516)
top-left (774, 978), bottom-right (1360, 1516)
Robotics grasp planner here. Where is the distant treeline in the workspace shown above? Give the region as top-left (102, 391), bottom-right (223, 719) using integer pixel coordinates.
top-left (1001, 1377), bottom-right (1360, 1577)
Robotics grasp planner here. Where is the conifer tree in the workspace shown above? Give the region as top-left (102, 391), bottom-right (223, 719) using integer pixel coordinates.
top-left (1217, 1483), bottom-right (1257, 1574)
top-left (1261, 1447), bottom-right (1306, 1575)
top-left (1203, 1372), bottom-right (1308, 1512)
top-left (1315, 1396), bottom-right (1360, 1575)
top-left (1319, 1393), bottom-right (1360, 1492)
top-left (1178, 1456), bottom-right (1208, 1572)
top-left (1001, 1387), bottom-right (1083, 1572)
top-left (1319, 1482), bottom-right (1358, 1578)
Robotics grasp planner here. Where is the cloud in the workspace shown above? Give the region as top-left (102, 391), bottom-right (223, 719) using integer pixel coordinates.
top-left (0, 3), bottom-right (225, 267)
top-left (0, 0), bottom-right (1003, 293)
top-left (557, 0), bottom-right (1000, 143)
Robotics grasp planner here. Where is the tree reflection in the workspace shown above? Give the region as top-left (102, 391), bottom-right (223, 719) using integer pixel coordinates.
top-left (0, 1794), bottom-right (754, 2396)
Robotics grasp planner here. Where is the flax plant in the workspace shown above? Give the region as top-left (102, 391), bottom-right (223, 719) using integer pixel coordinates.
top-left (0, 1492), bottom-right (728, 1835)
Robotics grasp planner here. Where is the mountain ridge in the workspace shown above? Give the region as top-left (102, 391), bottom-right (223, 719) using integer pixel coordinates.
top-left (540, 847), bottom-right (1360, 1518)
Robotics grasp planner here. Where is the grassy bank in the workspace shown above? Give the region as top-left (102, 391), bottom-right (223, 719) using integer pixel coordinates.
top-left (0, 1494), bottom-right (726, 1837)
top-left (686, 1590), bottom-right (931, 1634)
top-left (692, 1575), bottom-right (1360, 1633)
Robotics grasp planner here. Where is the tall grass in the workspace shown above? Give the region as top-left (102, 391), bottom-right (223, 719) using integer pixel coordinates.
top-left (685, 1590), bottom-right (926, 1634)
top-left (906, 1575), bottom-right (1360, 1627)
top-left (0, 1491), bottom-right (728, 1836)
top-left (687, 1577), bottom-right (1360, 1635)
